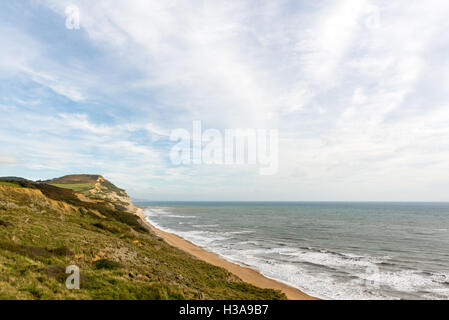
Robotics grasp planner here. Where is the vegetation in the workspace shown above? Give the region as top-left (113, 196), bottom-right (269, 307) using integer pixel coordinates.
top-left (49, 183), bottom-right (95, 195)
top-left (47, 175), bottom-right (129, 206)
top-left (45, 175), bottom-right (100, 184)
top-left (0, 182), bottom-right (285, 300)
top-left (94, 259), bottom-right (123, 270)
top-left (0, 181), bottom-right (21, 188)
top-left (29, 182), bottom-right (146, 233)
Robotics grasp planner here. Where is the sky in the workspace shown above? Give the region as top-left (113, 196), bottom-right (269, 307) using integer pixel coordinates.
top-left (1, 0), bottom-right (449, 201)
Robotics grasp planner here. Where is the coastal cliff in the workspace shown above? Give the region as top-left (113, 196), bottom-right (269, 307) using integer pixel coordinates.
top-left (46, 175), bottom-right (138, 213)
top-left (0, 176), bottom-right (285, 300)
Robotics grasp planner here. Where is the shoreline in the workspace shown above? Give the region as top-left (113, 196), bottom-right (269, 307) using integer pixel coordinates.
top-left (135, 208), bottom-right (318, 300)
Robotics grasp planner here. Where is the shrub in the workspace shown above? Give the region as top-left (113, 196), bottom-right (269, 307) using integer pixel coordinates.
top-left (49, 246), bottom-right (74, 257)
top-left (42, 265), bottom-right (67, 282)
top-left (0, 219), bottom-right (11, 227)
top-left (92, 222), bottom-right (120, 234)
top-left (94, 259), bottom-right (123, 270)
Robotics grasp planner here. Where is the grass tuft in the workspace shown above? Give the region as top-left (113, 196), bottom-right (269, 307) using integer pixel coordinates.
top-left (93, 259), bottom-right (123, 270)
top-left (0, 219), bottom-right (11, 227)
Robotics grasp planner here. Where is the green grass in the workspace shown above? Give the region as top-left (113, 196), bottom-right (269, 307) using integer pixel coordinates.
top-left (49, 183), bottom-right (95, 195)
top-left (98, 179), bottom-right (127, 196)
top-left (94, 259), bottom-right (123, 270)
top-left (0, 182), bottom-right (21, 188)
top-left (0, 186), bottom-right (286, 300)
top-left (31, 183), bottom-right (147, 233)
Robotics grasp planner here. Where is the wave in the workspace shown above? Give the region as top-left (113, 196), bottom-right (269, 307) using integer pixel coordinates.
top-left (165, 215), bottom-right (197, 218)
top-left (192, 224), bottom-right (220, 228)
top-left (144, 208), bottom-right (196, 219)
top-left (210, 246), bottom-right (449, 300)
top-left (144, 213), bottom-right (231, 245)
top-left (142, 206), bottom-right (449, 300)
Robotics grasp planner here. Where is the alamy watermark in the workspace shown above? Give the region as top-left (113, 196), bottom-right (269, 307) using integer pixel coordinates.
top-left (66, 265), bottom-right (80, 290)
top-left (65, 5), bottom-right (80, 30)
top-left (361, 265), bottom-right (382, 291)
top-left (170, 121), bottom-right (279, 175)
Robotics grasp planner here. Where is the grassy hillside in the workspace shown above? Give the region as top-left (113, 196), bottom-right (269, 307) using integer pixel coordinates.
top-left (46, 175), bottom-right (101, 184)
top-left (0, 183), bottom-right (285, 300)
top-left (47, 175), bottom-right (130, 206)
top-left (0, 182), bottom-right (21, 188)
top-left (49, 183), bottom-right (96, 195)
top-left (48, 174), bottom-right (102, 197)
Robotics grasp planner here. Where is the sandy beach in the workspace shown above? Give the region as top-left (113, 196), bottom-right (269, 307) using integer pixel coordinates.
top-left (136, 209), bottom-right (317, 300)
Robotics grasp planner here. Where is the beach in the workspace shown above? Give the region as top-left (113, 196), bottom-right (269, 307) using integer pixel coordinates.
top-left (138, 202), bottom-right (449, 300)
top-left (135, 209), bottom-right (317, 300)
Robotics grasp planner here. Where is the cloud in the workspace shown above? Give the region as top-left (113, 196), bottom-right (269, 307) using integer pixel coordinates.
top-left (25, 69), bottom-right (86, 102)
top-left (0, 153), bottom-right (16, 165)
top-left (0, 24), bottom-right (42, 77)
top-left (1, 0), bottom-right (449, 200)
top-left (296, 0), bottom-right (367, 86)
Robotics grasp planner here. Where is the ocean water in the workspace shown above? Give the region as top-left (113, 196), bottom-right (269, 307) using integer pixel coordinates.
top-left (138, 202), bottom-right (449, 300)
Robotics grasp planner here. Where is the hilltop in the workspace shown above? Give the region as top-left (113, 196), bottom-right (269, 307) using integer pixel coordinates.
top-left (46, 174), bottom-right (102, 184)
top-left (45, 175), bottom-right (137, 214)
top-left (0, 176), bottom-right (285, 300)
top-left (0, 177), bottom-right (30, 182)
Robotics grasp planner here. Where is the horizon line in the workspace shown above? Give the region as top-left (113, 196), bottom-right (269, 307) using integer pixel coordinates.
top-left (133, 200), bottom-right (449, 203)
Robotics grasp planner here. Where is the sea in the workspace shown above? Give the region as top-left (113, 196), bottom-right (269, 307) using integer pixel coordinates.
top-left (137, 202), bottom-right (449, 300)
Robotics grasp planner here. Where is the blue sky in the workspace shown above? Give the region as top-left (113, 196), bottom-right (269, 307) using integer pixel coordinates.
top-left (1, 0), bottom-right (449, 201)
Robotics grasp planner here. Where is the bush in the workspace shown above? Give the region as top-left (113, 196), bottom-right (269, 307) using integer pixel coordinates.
top-left (0, 219), bottom-right (11, 227)
top-left (92, 222), bottom-right (120, 234)
top-left (42, 265), bottom-right (67, 282)
top-left (0, 242), bottom-right (74, 258)
top-left (94, 259), bottom-right (123, 270)
top-left (49, 246), bottom-right (74, 257)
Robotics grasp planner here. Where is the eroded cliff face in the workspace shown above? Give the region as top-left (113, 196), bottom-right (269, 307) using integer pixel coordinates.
top-left (85, 176), bottom-right (139, 214)
top-left (0, 185), bottom-right (78, 215)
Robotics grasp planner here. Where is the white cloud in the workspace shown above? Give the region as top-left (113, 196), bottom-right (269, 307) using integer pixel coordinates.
top-left (0, 24), bottom-right (42, 77)
top-left (26, 69), bottom-right (85, 102)
top-left (0, 153), bottom-right (16, 165)
top-left (2, 0), bottom-right (449, 200)
top-left (296, 0), bottom-right (368, 86)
